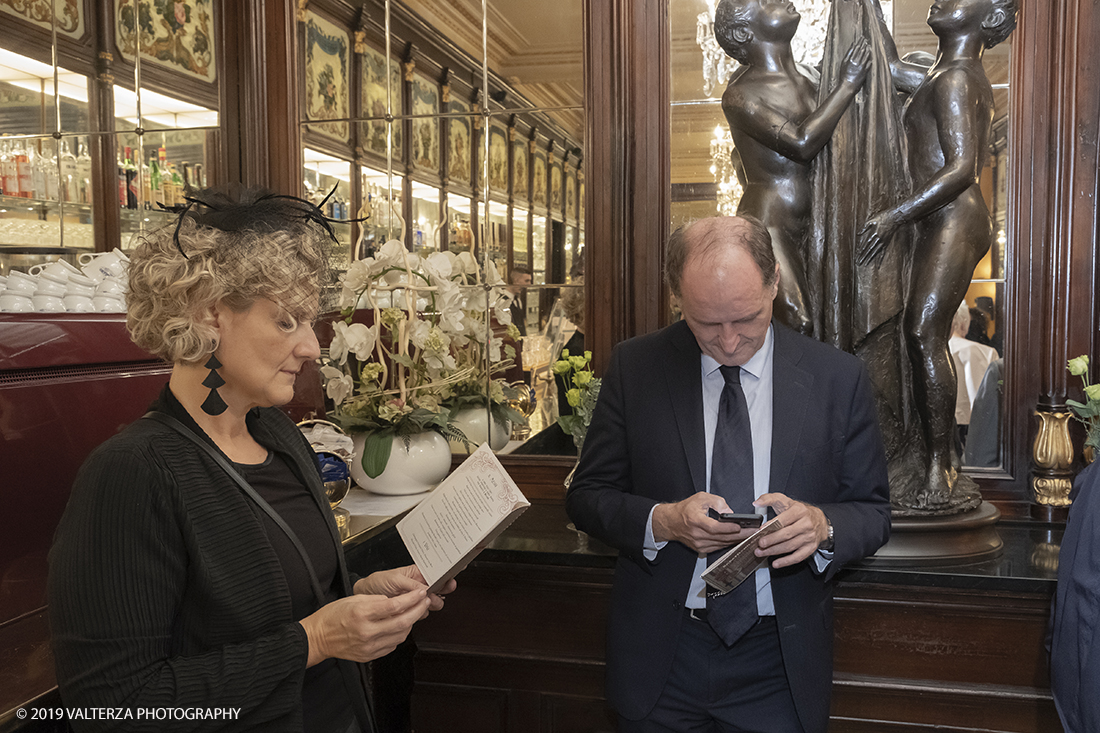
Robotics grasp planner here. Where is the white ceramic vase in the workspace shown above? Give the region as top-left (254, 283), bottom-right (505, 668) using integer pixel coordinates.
top-left (350, 431), bottom-right (452, 495)
top-left (448, 407), bottom-right (511, 453)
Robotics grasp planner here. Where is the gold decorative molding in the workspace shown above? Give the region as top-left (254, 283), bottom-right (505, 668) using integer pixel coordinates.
top-left (297, 0), bottom-right (309, 22)
top-left (354, 30), bottom-right (368, 55)
top-left (403, 59), bottom-right (416, 83)
top-left (1032, 477), bottom-right (1073, 507)
top-left (528, 138), bottom-right (537, 153)
top-left (1033, 410), bottom-right (1075, 469)
top-left (441, 83), bottom-right (451, 104)
top-left (1031, 409), bottom-right (1075, 506)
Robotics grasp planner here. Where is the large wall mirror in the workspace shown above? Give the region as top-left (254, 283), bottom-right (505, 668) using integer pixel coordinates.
top-left (669, 0), bottom-right (1012, 474)
top-left (296, 0), bottom-right (585, 460)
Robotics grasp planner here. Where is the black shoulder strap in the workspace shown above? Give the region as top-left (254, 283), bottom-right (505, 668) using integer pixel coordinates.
top-left (143, 412), bottom-right (328, 605)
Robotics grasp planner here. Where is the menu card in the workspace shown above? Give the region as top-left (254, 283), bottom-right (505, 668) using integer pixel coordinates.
top-left (397, 443), bottom-right (530, 593)
top-left (701, 516), bottom-right (785, 595)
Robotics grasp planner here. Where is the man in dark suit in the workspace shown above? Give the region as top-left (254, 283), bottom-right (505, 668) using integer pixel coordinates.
top-left (566, 216), bottom-right (890, 732)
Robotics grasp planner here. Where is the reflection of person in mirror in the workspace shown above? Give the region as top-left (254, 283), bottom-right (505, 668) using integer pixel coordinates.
top-left (48, 186), bottom-right (455, 731)
top-left (507, 266), bottom-right (532, 338)
top-left (948, 301), bottom-right (998, 450)
top-left (714, 0), bottom-right (870, 336)
top-left (858, 0), bottom-right (1017, 505)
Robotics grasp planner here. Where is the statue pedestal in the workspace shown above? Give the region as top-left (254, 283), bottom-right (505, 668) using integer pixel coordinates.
top-left (862, 501), bottom-right (1003, 567)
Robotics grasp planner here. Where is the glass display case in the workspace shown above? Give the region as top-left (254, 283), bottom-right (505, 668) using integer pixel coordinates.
top-left (446, 193), bottom-right (473, 255)
top-left (483, 200), bottom-right (508, 278)
top-left (531, 214), bottom-right (547, 285)
top-left (410, 181), bottom-right (441, 254)
top-left (0, 39), bottom-right (219, 276)
top-left (303, 148), bottom-right (353, 269)
top-left (360, 166), bottom-right (404, 258)
top-left (512, 208), bottom-right (529, 269)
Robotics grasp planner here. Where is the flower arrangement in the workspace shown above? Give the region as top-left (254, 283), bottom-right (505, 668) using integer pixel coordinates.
top-left (1067, 355), bottom-right (1100, 453)
top-left (552, 349), bottom-right (601, 451)
top-left (320, 239), bottom-right (525, 477)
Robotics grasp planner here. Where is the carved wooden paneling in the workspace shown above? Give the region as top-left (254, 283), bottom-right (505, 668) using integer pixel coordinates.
top-left (406, 557), bottom-right (1059, 733)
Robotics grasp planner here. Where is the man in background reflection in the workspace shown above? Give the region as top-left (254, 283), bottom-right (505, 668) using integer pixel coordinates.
top-left (507, 266), bottom-right (532, 337)
top-left (567, 216), bottom-right (890, 732)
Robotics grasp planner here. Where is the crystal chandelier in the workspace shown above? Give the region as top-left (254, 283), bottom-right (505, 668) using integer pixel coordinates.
top-left (699, 0), bottom-right (892, 215)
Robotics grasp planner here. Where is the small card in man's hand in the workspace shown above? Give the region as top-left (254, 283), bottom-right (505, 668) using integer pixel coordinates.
top-left (701, 516), bottom-right (785, 595)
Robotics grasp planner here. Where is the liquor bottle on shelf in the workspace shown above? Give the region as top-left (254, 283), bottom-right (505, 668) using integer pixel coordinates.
top-left (60, 140), bottom-right (78, 203)
top-left (148, 155), bottom-right (162, 209)
top-left (15, 144), bottom-right (33, 200)
top-left (170, 165), bottom-right (184, 207)
top-left (31, 143), bottom-right (48, 200)
top-left (0, 141), bottom-right (8, 196)
top-left (124, 146), bottom-right (138, 209)
top-left (117, 147), bottom-right (127, 208)
top-left (76, 138), bottom-right (92, 204)
top-left (157, 146), bottom-right (175, 207)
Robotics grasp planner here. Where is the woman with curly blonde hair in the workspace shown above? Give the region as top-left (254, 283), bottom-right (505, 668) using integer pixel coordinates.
top-left (49, 185), bottom-right (453, 733)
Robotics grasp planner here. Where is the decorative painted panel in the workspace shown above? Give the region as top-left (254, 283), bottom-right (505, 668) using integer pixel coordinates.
top-left (411, 72), bottom-right (439, 172)
top-left (531, 150), bottom-right (547, 211)
top-left (488, 121), bottom-right (507, 193)
top-left (360, 46), bottom-right (402, 161)
top-left (116, 0), bottom-right (215, 82)
top-left (303, 11), bottom-right (349, 141)
top-left (512, 139), bottom-right (528, 202)
top-left (551, 161), bottom-right (562, 213)
top-left (579, 180), bottom-right (584, 222)
top-left (447, 95), bottom-right (470, 185)
top-left (1, 0), bottom-right (83, 37)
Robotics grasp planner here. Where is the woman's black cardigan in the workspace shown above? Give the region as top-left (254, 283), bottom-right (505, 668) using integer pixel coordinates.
top-left (48, 387), bottom-right (372, 732)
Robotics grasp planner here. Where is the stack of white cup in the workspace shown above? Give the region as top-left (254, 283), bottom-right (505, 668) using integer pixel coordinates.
top-left (0, 271), bottom-right (38, 313)
top-left (0, 248), bottom-right (130, 314)
top-left (79, 249), bottom-right (130, 313)
top-left (30, 260), bottom-right (82, 313)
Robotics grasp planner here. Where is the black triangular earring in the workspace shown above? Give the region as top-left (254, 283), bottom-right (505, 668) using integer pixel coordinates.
top-left (201, 353), bottom-right (228, 416)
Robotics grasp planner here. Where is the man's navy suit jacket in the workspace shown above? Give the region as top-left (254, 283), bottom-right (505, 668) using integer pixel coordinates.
top-left (566, 320), bottom-right (891, 731)
top-left (1051, 462), bottom-right (1100, 733)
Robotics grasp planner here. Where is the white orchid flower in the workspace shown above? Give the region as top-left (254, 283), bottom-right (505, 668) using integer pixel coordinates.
top-left (456, 251), bottom-right (478, 276)
top-left (331, 321), bottom-right (378, 363)
top-left (422, 251), bottom-right (454, 283)
top-left (320, 365), bottom-right (354, 405)
top-left (484, 261), bottom-right (505, 286)
top-left (375, 239), bottom-right (408, 268)
top-left (492, 288), bottom-right (513, 325)
top-left (342, 258), bottom-right (374, 293)
top-left (407, 317), bottom-right (431, 350)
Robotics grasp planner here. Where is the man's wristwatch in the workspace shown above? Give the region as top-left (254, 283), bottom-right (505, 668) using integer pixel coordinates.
top-left (819, 518), bottom-right (835, 552)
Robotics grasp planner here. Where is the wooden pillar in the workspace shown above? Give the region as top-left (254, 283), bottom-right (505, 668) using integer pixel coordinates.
top-left (584, 0), bottom-right (670, 373)
top-left (219, 0), bottom-right (302, 194)
top-left (1001, 0), bottom-right (1100, 513)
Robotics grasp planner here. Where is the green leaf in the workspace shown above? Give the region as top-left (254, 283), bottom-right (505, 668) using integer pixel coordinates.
top-left (362, 428), bottom-right (395, 478)
top-left (391, 353), bottom-right (416, 369)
